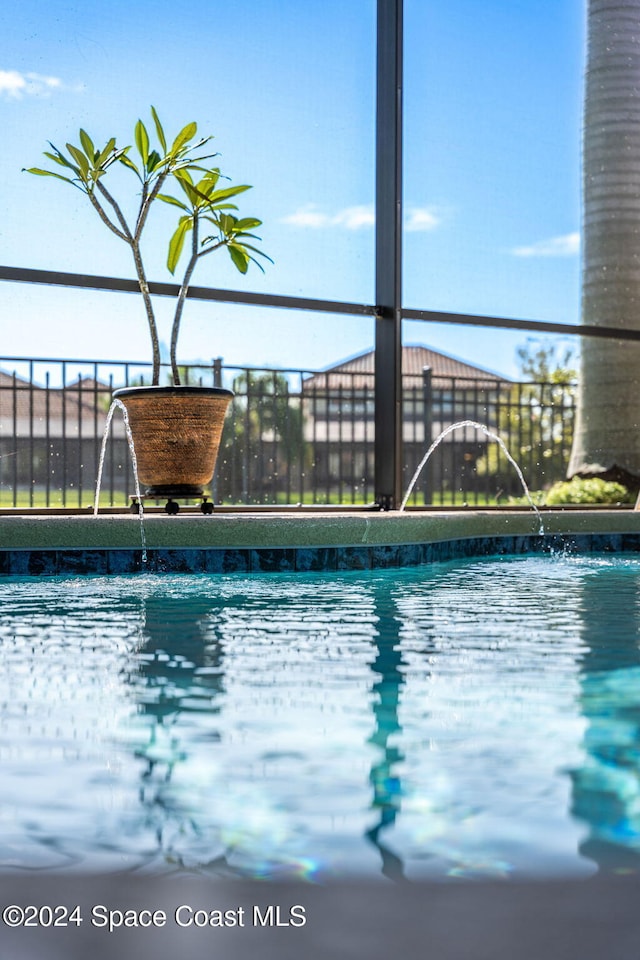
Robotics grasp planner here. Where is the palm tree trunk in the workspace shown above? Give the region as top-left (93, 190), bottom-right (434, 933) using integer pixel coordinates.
top-left (568, 0), bottom-right (640, 483)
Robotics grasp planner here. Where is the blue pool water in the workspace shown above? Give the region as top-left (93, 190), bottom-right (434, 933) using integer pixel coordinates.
top-left (1, 553), bottom-right (640, 881)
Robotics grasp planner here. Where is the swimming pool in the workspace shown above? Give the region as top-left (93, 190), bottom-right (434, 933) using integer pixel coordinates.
top-left (1, 551), bottom-right (639, 881)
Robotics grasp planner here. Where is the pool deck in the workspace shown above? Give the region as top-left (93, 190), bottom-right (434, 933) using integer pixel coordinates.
top-left (2, 506), bottom-right (640, 548)
top-left (1, 507), bottom-right (640, 574)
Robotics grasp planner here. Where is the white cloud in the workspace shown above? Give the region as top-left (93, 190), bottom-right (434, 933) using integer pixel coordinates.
top-left (281, 204), bottom-right (374, 230)
top-left (333, 205), bottom-right (376, 229)
top-left (0, 69), bottom-right (65, 100)
top-left (405, 207), bottom-right (440, 232)
top-left (511, 232), bottom-right (580, 258)
top-left (281, 205), bottom-right (333, 228)
top-left (282, 203), bottom-right (440, 232)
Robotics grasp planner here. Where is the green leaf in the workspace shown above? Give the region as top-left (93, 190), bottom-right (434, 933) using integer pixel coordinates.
top-left (23, 167), bottom-right (77, 186)
top-left (180, 136), bottom-right (213, 158)
top-left (45, 153), bottom-right (82, 180)
top-left (207, 184), bottom-right (251, 204)
top-left (194, 172), bottom-right (220, 198)
top-left (101, 145), bottom-right (129, 171)
top-left (201, 207), bottom-right (238, 222)
top-left (135, 119), bottom-right (150, 166)
top-left (186, 183), bottom-right (225, 209)
top-left (234, 217), bottom-right (262, 231)
top-left (96, 137), bottom-right (117, 168)
top-left (150, 106), bottom-right (167, 154)
top-left (146, 149), bottom-right (161, 173)
top-left (167, 216), bottom-right (193, 273)
top-left (66, 143), bottom-right (90, 179)
top-left (174, 174), bottom-right (203, 208)
top-left (171, 121), bottom-right (197, 155)
top-left (174, 167), bottom-right (194, 185)
top-left (156, 193), bottom-right (190, 210)
top-left (215, 212), bottom-right (230, 235)
top-left (176, 157), bottom-right (220, 175)
top-left (79, 128), bottom-right (96, 161)
top-left (227, 243), bottom-right (250, 273)
top-left (43, 149), bottom-right (76, 170)
top-left (118, 152), bottom-right (142, 177)
top-left (246, 254), bottom-right (268, 272)
top-left (240, 242), bottom-right (273, 264)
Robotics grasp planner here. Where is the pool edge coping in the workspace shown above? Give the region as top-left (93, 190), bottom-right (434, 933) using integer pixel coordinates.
top-left (2, 509), bottom-right (640, 575)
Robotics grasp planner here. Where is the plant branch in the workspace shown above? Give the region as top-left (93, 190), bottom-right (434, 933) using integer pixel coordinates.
top-left (135, 169), bottom-right (170, 241)
top-left (96, 180), bottom-right (161, 383)
top-left (95, 180), bottom-right (135, 243)
top-left (170, 215), bottom-right (203, 385)
top-left (197, 238), bottom-right (227, 259)
top-left (86, 190), bottom-right (129, 243)
top-left (131, 242), bottom-right (161, 384)
top-left (135, 180), bottom-right (149, 239)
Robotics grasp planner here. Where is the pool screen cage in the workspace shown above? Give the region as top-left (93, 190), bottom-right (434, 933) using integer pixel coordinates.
top-left (1, 0), bottom-right (639, 511)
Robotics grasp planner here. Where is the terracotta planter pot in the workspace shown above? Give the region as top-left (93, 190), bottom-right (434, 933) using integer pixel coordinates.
top-left (112, 385), bottom-right (234, 498)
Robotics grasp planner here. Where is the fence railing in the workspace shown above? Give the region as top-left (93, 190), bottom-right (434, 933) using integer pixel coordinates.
top-left (0, 356), bottom-right (576, 508)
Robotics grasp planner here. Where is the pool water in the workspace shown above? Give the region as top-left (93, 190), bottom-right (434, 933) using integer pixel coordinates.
top-left (1, 553), bottom-right (640, 881)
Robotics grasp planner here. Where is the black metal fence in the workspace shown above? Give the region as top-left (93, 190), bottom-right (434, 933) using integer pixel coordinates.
top-left (0, 357), bottom-right (576, 508)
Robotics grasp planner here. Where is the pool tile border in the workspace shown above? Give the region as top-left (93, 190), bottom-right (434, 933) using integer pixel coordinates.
top-left (1, 531), bottom-right (640, 576)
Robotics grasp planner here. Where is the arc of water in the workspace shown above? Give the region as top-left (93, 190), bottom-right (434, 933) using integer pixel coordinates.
top-left (94, 399), bottom-right (148, 562)
top-left (400, 419), bottom-right (544, 534)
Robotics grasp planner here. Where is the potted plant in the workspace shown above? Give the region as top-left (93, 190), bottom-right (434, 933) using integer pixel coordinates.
top-left (26, 107), bottom-right (270, 508)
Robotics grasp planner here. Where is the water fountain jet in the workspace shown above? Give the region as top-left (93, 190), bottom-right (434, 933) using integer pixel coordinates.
top-left (94, 398), bottom-right (147, 562)
top-left (400, 420), bottom-right (544, 534)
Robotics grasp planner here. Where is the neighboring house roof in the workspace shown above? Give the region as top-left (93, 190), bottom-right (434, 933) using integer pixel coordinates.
top-left (303, 345), bottom-right (510, 390)
top-left (300, 347), bottom-right (510, 444)
top-left (67, 376), bottom-right (114, 394)
top-left (0, 370), bottom-right (120, 438)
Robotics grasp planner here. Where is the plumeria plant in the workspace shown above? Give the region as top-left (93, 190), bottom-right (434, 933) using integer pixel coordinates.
top-left (26, 107), bottom-right (270, 385)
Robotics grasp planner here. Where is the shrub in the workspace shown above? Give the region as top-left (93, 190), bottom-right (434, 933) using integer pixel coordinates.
top-left (545, 477), bottom-right (634, 505)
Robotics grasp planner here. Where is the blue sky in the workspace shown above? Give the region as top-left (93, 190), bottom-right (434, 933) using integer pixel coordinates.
top-left (0, 0), bottom-right (585, 379)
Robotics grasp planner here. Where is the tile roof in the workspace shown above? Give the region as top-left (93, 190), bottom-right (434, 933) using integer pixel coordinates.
top-left (303, 345), bottom-right (510, 390)
top-left (0, 370), bottom-right (119, 437)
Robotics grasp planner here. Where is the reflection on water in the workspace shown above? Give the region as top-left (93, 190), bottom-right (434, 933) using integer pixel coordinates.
top-left (570, 566), bottom-right (640, 874)
top-left (128, 595), bottom-right (228, 873)
top-left (365, 582), bottom-right (406, 881)
top-left (1, 556), bottom-right (640, 880)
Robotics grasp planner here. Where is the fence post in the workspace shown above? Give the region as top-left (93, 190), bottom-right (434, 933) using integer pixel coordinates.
top-left (422, 366), bottom-right (433, 505)
top-left (374, 0), bottom-right (403, 510)
top-left (213, 357), bottom-right (223, 388)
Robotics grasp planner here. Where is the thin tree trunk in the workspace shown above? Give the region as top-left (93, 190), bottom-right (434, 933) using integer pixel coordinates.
top-left (568, 0), bottom-right (640, 483)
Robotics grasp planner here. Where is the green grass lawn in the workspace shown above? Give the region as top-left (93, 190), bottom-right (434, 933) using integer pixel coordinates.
top-left (1, 487), bottom-right (504, 509)
top-left (0, 489), bottom-right (130, 509)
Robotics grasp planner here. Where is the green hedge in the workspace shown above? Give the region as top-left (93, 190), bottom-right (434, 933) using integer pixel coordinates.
top-left (545, 477), bottom-right (634, 505)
